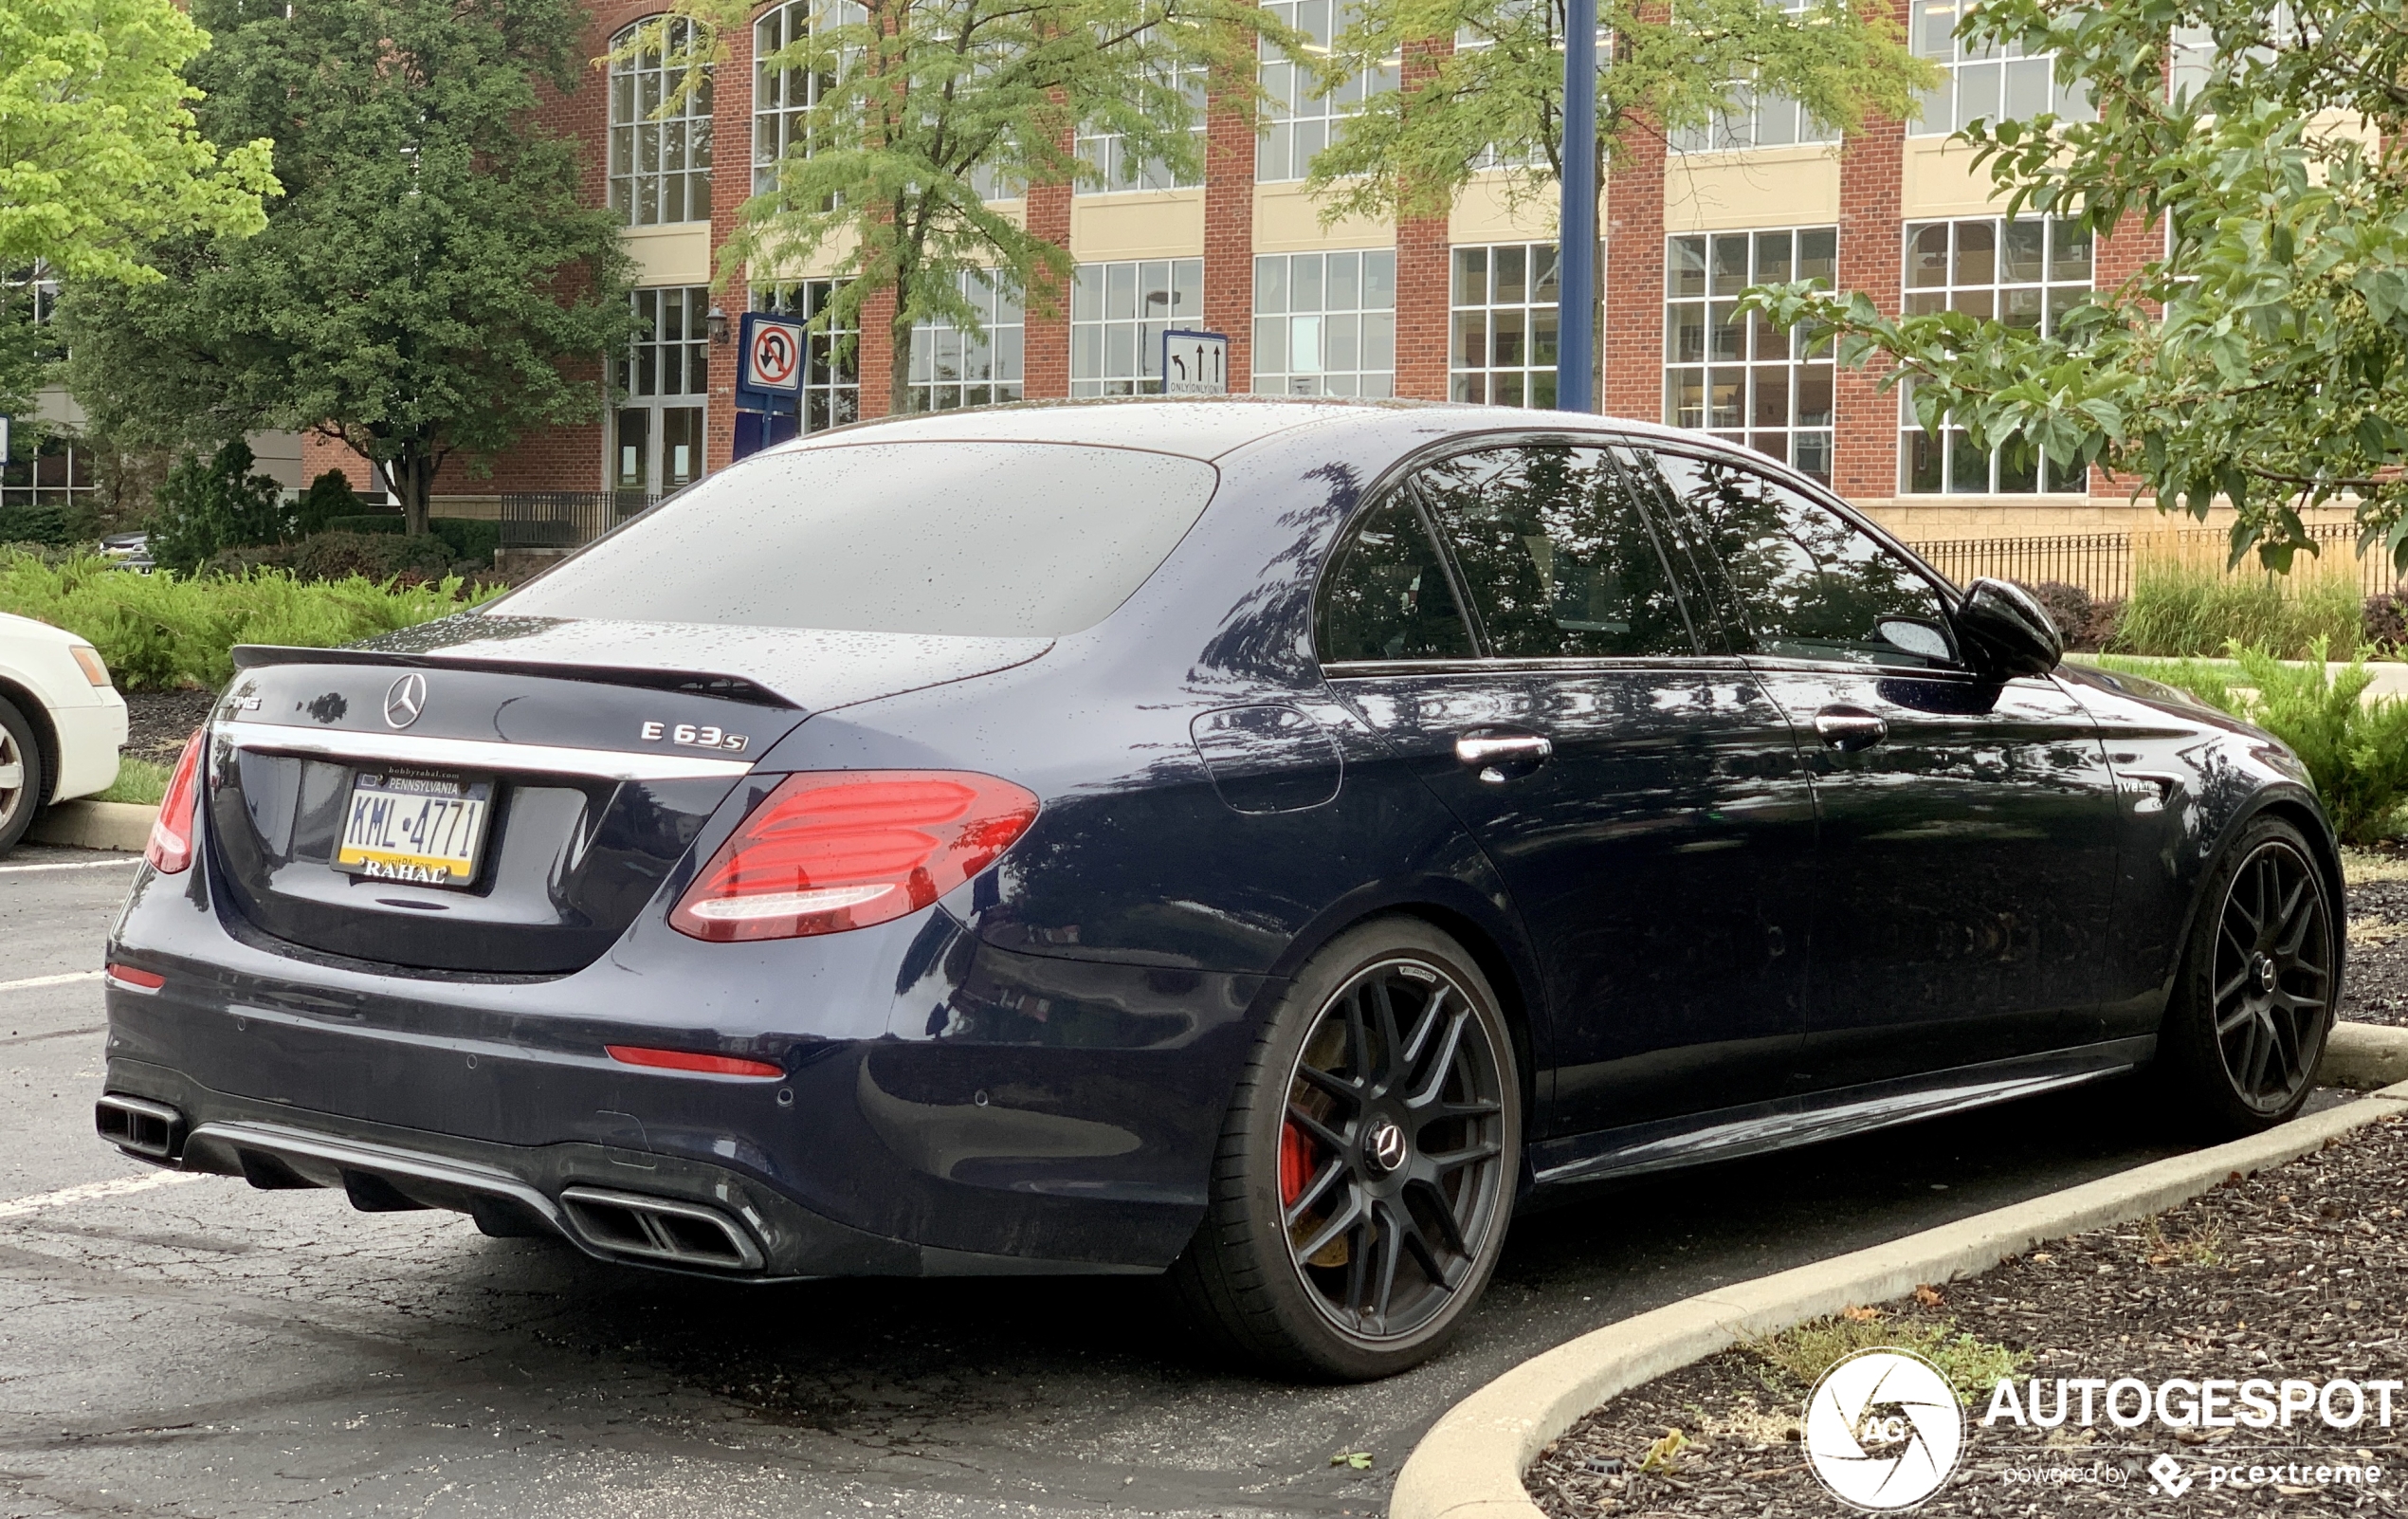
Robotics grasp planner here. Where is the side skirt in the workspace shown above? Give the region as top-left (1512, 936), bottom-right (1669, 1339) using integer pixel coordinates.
top-left (1527, 1035), bottom-right (2157, 1192)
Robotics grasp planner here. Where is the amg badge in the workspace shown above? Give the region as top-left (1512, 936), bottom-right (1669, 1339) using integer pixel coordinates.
top-left (640, 721), bottom-right (749, 754)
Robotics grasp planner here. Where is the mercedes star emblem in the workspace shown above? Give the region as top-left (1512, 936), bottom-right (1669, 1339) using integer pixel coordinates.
top-left (1367, 1119), bottom-right (1408, 1174)
top-left (383, 672), bottom-right (429, 730)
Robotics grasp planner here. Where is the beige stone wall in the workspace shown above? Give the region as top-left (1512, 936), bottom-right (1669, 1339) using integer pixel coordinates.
top-left (1853, 495), bottom-right (2363, 543)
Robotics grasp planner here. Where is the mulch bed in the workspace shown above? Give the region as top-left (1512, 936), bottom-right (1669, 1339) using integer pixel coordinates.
top-left (2345, 852), bottom-right (2408, 1031)
top-left (1529, 1113), bottom-right (2408, 1516)
top-left (119, 688), bottom-right (217, 765)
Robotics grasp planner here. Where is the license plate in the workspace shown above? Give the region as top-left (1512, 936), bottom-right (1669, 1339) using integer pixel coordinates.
top-left (335, 770), bottom-right (492, 887)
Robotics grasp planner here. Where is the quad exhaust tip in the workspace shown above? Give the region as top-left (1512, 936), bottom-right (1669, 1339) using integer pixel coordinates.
top-left (96, 1095), bottom-right (184, 1161)
top-left (559, 1186), bottom-right (765, 1272)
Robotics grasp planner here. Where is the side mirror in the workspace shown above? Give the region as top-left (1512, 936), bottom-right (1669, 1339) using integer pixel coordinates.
top-left (1954, 578), bottom-right (2062, 679)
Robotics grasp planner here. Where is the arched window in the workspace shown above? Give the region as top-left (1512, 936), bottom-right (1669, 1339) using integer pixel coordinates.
top-left (754, 0), bottom-right (863, 193)
top-left (610, 19), bottom-right (713, 225)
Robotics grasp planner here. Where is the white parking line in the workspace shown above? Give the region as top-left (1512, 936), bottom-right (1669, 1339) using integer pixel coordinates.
top-left (0, 857), bottom-right (138, 874)
top-left (0, 1171), bottom-right (208, 1222)
top-left (0, 970), bottom-right (104, 993)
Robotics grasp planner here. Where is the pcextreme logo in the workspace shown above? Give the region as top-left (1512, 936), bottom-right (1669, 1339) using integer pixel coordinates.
top-left (1804, 1348), bottom-right (1966, 1511)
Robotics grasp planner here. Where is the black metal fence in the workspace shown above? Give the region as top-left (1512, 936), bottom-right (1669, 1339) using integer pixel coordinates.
top-left (499, 492), bottom-right (657, 551)
top-left (1906, 522), bottom-right (2403, 601)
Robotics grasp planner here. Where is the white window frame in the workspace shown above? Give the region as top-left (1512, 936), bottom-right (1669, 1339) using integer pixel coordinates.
top-left (753, 0), bottom-right (863, 195)
top-left (1907, 0), bottom-right (2091, 137)
top-left (1664, 227), bottom-right (1838, 485)
top-left (1450, 242), bottom-right (1560, 409)
top-left (910, 270), bottom-right (1025, 412)
top-left (1668, 0), bottom-right (1838, 154)
top-left (615, 285), bottom-right (711, 494)
top-left (1257, 0), bottom-right (1398, 184)
top-left (610, 19), bottom-right (714, 226)
top-left (1898, 217), bottom-right (2093, 494)
top-left (1251, 250), bottom-right (1396, 397)
top-left (1076, 48), bottom-right (1207, 194)
top-left (755, 280), bottom-right (859, 435)
top-left (1071, 258), bottom-right (1204, 396)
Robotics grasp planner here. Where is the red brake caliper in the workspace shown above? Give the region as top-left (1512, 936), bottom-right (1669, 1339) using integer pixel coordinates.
top-left (1280, 1119), bottom-right (1313, 1206)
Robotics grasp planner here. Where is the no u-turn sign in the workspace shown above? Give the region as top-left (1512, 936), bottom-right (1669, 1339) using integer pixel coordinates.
top-left (741, 313), bottom-right (806, 395)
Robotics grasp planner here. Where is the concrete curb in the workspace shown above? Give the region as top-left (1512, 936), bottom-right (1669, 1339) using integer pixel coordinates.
top-left (1390, 1063), bottom-right (2408, 1519)
top-left (29, 800), bottom-right (157, 853)
top-left (2324, 1021), bottom-right (2408, 1090)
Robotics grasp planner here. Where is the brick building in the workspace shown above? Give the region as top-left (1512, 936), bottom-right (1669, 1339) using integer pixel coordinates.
top-left (265, 0), bottom-right (2210, 544)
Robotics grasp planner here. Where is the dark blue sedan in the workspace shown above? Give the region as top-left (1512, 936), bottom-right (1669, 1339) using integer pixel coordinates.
top-left (98, 399), bottom-right (2342, 1379)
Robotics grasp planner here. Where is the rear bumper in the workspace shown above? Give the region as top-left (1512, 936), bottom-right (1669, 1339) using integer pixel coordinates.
top-left (103, 847), bottom-right (1271, 1275)
top-left (99, 1060), bottom-right (1164, 1280)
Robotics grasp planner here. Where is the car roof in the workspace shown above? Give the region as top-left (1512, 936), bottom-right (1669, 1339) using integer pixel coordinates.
top-left (763, 395), bottom-right (1707, 464)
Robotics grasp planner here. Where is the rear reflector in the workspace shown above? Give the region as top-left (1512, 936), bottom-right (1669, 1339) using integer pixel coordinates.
top-left (605, 1045), bottom-right (785, 1078)
top-left (104, 963), bottom-right (165, 993)
top-left (147, 730), bottom-right (206, 874)
top-left (669, 770), bottom-right (1039, 943)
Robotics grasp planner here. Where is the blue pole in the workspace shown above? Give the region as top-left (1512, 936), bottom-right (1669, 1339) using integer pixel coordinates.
top-left (1557, 0), bottom-right (1598, 412)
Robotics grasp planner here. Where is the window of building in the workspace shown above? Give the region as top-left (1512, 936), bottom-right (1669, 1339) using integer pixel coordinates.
top-left (1908, 0), bottom-right (2090, 137)
top-left (757, 279), bottom-right (860, 434)
top-left (910, 270), bottom-right (1024, 412)
top-left (0, 438), bottom-right (98, 515)
top-left (1450, 243), bottom-right (1558, 408)
top-left (753, 0), bottom-right (861, 194)
top-left (1076, 52), bottom-right (1207, 193)
top-left (616, 285), bottom-right (711, 495)
top-left (1252, 250), bottom-right (1396, 397)
top-left (1664, 227), bottom-right (1837, 485)
top-left (1668, 0), bottom-right (1838, 153)
top-left (1071, 258), bottom-right (1204, 396)
top-left (1898, 218), bottom-right (2092, 493)
top-left (611, 19), bottom-right (714, 225)
top-left (1257, 0), bottom-right (1396, 184)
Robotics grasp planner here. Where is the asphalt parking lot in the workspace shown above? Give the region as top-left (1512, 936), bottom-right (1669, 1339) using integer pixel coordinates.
top-left (0, 844), bottom-right (2334, 1518)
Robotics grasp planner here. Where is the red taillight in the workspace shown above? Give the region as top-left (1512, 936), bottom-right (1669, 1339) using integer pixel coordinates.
top-left (104, 962), bottom-right (165, 993)
top-left (670, 770), bottom-right (1039, 943)
top-left (605, 1045), bottom-right (785, 1078)
top-left (146, 730), bottom-right (205, 874)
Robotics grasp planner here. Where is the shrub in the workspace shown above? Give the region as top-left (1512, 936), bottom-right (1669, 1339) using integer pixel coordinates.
top-left (150, 440), bottom-right (289, 576)
top-left (0, 551), bottom-right (507, 690)
top-left (323, 513), bottom-right (405, 536)
top-left (0, 503), bottom-right (76, 546)
top-left (209, 530), bottom-right (455, 583)
top-left (2368, 594), bottom-right (2408, 656)
top-left (290, 470), bottom-right (366, 539)
top-left (2023, 580), bottom-right (2098, 649)
top-left (429, 518), bottom-right (500, 563)
top-left (2230, 642), bottom-right (2408, 845)
top-left (2108, 531), bottom-right (2364, 659)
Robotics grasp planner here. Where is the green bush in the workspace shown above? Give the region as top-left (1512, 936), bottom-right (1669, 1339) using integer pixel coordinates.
top-left (0, 503), bottom-right (76, 546)
top-left (209, 530), bottom-right (455, 583)
top-left (2108, 547), bottom-right (2364, 660)
top-left (430, 518), bottom-right (500, 562)
top-left (322, 513), bottom-right (405, 536)
top-left (290, 470), bottom-right (366, 539)
top-left (0, 551), bottom-right (509, 691)
top-left (2098, 643), bottom-right (2408, 844)
top-left (150, 440), bottom-right (290, 576)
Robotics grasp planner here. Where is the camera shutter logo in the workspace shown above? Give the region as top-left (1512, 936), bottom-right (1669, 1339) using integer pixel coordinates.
top-left (1804, 1347), bottom-right (1965, 1510)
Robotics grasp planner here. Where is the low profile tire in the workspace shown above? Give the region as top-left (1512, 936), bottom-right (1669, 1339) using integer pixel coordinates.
top-left (2155, 814), bottom-right (2339, 1138)
top-left (0, 695), bottom-right (44, 859)
top-left (1169, 918), bottom-right (1522, 1381)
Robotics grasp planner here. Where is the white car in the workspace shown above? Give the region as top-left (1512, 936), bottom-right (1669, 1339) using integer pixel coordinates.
top-left (0, 612), bottom-right (128, 855)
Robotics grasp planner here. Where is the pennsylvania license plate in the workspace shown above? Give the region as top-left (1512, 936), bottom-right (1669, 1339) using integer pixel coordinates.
top-left (335, 770), bottom-right (493, 887)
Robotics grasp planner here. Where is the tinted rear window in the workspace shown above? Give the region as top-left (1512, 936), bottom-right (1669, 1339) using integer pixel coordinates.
top-left (499, 442), bottom-right (1221, 636)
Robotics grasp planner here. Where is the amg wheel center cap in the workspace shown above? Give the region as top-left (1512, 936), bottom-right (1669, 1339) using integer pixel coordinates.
top-left (2253, 952), bottom-right (2278, 992)
top-left (1364, 1119), bottom-right (1408, 1175)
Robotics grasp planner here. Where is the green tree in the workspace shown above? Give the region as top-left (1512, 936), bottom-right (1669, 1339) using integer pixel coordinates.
top-left (629, 0), bottom-right (1286, 415)
top-left (0, 0), bottom-right (277, 285)
top-left (150, 437), bottom-right (288, 575)
top-left (62, 0), bottom-right (635, 536)
top-left (1742, 0), bottom-right (2408, 576)
top-left (1303, 0), bottom-right (1930, 225)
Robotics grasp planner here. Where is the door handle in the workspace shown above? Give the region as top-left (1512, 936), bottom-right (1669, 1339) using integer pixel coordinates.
top-left (1455, 732), bottom-right (1553, 783)
top-left (1813, 706), bottom-right (1888, 752)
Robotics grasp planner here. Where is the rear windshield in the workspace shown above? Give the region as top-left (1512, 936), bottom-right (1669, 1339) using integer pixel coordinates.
top-left (498, 441), bottom-right (1221, 636)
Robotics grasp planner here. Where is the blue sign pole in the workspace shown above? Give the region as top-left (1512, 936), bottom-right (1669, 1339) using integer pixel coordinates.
top-left (1558, 0), bottom-right (1598, 412)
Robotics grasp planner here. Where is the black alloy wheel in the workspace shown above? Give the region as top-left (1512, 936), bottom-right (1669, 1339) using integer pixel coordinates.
top-left (2158, 815), bottom-right (2338, 1136)
top-left (1170, 919), bottom-right (1522, 1380)
top-left (1279, 959), bottom-right (1509, 1343)
top-left (2209, 835), bottom-right (2333, 1113)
